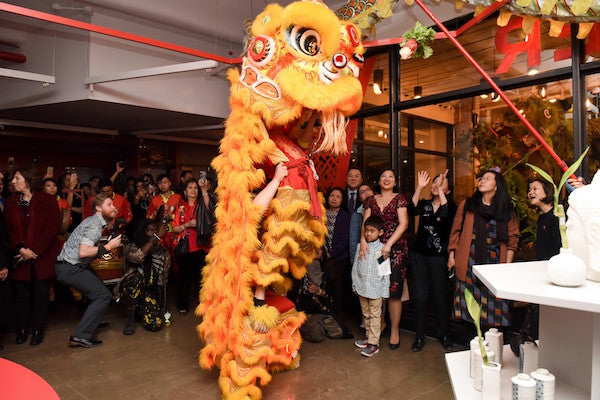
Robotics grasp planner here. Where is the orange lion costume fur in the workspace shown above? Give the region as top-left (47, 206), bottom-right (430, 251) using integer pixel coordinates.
top-left (197, 2), bottom-right (365, 398)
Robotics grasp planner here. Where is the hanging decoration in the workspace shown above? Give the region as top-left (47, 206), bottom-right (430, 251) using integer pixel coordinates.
top-left (408, 0), bottom-right (600, 39)
top-left (197, 2), bottom-right (366, 399)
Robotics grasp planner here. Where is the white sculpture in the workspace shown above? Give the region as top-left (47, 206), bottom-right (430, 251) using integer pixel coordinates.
top-left (566, 170), bottom-right (600, 282)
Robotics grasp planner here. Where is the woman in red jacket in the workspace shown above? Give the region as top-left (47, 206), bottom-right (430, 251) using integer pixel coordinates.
top-left (4, 168), bottom-right (61, 346)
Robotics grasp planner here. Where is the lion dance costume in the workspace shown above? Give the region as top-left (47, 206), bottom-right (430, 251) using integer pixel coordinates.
top-left (197, 1), bottom-right (365, 399)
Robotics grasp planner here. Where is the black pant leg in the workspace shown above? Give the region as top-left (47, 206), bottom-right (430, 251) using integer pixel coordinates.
top-left (410, 252), bottom-right (429, 340)
top-left (427, 254), bottom-right (449, 338)
top-left (0, 278), bottom-right (16, 330)
top-left (12, 280), bottom-right (31, 330)
top-left (176, 251), bottom-right (200, 311)
top-left (29, 278), bottom-right (50, 330)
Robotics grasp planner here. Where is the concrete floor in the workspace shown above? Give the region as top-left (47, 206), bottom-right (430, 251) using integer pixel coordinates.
top-left (1, 298), bottom-right (458, 400)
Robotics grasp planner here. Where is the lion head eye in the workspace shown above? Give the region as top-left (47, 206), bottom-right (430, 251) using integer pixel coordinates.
top-left (286, 26), bottom-right (321, 56)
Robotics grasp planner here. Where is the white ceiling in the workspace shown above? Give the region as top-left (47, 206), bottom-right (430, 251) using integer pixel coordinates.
top-left (0, 0), bottom-right (474, 138)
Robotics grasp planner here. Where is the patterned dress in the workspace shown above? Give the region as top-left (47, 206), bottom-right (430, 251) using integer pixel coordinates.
top-left (453, 219), bottom-right (510, 326)
top-left (366, 194), bottom-right (408, 298)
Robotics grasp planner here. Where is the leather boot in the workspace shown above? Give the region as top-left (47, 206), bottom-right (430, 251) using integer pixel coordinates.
top-left (15, 328), bottom-right (28, 344)
top-left (30, 329), bottom-right (44, 346)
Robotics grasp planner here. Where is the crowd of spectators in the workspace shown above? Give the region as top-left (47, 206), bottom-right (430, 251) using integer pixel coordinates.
top-left (0, 160), bottom-right (585, 356)
top-left (0, 164), bottom-right (216, 349)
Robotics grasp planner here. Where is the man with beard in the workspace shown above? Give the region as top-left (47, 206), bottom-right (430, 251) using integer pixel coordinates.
top-left (55, 194), bottom-right (122, 348)
top-left (83, 179), bottom-right (132, 224)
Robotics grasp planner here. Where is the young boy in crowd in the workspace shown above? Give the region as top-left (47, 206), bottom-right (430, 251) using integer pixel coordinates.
top-left (351, 215), bottom-right (389, 357)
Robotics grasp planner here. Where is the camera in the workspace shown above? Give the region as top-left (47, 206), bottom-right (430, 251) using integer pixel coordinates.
top-left (199, 170), bottom-right (207, 181)
top-left (109, 218), bottom-right (129, 244)
top-left (118, 161), bottom-right (126, 170)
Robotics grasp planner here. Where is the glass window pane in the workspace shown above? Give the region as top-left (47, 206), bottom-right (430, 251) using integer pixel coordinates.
top-left (400, 18), bottom-right (572, 99)
top-left (363, 114), bottom-right (390, 144)
top-left (414, 153), bottom-right (448, 193)
top-left (363, 145), bottom-right (390, 185)
top-left (362, 53), bottom-right (389, 110)
top-left (414, 119), bottom-right (448, 152)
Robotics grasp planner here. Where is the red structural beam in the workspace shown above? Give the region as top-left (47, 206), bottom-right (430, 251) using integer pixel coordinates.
top-left (0, 2), bottom-right (242, 65)
top-left (364, 37), bottom-right (405, 48)
top-left (455, 0), bottom-right (510, 36)
top-left (413, 0), bottom-right (573, 176)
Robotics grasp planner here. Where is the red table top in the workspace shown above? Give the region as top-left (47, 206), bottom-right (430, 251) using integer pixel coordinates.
top-left (0, 357), bottom-right (60, 400)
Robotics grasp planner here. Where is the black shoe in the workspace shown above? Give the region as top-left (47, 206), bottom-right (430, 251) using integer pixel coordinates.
top-left (388, 341), bottom-right (400, 350)
top-left (440, 336), bottom-right (453, 350)
top-left (30, 329), bottom-right (44, 346)
top-left (15, 329), bottom-right (28, 344)
top-left (68, 336), bottom-right (103, 348)
top-left (411, 339), bottom-right (425, 352)
top-left (122, 317), bottom-right (135, 336)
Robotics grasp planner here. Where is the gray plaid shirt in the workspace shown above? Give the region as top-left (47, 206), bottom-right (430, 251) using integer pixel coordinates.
top-left (57, 213), bottom-right (107, 265)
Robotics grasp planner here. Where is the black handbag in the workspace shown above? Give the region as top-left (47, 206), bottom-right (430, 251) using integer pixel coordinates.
top-left (174, 230), bottom-right (189, 259)
top-left (174, 205), bottom-right (196, 258)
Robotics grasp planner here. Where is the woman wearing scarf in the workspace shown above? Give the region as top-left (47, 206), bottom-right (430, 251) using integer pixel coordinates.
top-left (448, 170), bottom-right (519, 327)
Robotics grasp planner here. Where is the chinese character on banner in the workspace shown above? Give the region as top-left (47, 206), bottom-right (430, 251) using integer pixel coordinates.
top-left (495, 17), bottom-right (541, 75)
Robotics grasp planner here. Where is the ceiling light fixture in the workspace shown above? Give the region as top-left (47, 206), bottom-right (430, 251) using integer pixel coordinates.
top-left (549, 98), bottom-right (557, 103)
top-left (373, 69), bottom-right (383, 95)
top-left (527, 64), bottom-right (540, 76)
top-left (540, 84), bottom-right (547, 98)
top-left (413, 85), bottom-right (422, 99)
top-left (480, 93), bottom-right (489, 99)
top-left (377, 130), bottom-right (384, 137)
top-left (413, 74), bottom-right (422, 99)
top-left (490, 92), bottom-right (501, 102)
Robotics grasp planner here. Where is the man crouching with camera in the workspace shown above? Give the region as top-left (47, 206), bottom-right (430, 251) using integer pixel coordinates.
top-left (56, 193), bottom-right (122, 348)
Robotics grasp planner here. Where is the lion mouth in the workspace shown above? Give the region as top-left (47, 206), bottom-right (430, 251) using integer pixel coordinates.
top-left (288, 108), bottom-right (348, 156)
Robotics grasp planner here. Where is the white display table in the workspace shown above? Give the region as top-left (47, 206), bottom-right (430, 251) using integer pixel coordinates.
top-left (467, 260), bottom-right (600, 399)
top-left (445, 344), bottom-right (587, 399)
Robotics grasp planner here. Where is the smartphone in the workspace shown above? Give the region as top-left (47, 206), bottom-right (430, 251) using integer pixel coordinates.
top-left (377, 255), bottom-right (385, 264)
top-left (8, 157), bottom-right (14, 167)
top-left (448, 266), bottom-right (456, 279)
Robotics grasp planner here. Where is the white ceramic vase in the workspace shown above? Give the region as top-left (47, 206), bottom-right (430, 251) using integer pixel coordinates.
top-left (481, 361), bottom-right (502, 400)
top-left (473, 346), bottom-right (495, 391)
top-left (547, 248), bottom-right (586, 287)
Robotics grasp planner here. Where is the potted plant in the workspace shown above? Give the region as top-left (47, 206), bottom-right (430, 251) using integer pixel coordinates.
top-left (526, 147), bottom-right (590, 286)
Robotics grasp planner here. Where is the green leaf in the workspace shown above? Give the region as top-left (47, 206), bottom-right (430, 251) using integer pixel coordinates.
top-left (464, 289), bottom-right (481, 332)
top-left (423, 46), bottom-right (433, 59)
top-left (465, 288), bottom-right (488, 365)
top-left (558, 146), bottom-right (590, 194)
top-left (526, 163), bottom-right (556, 187)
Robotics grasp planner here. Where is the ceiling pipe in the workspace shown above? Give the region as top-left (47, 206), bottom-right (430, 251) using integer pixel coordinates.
top-left (0, 50), bottom-right (26, 63)
top-left (0, 118), bottom-right (118, 135)
top-left (136, 133), bottom-right (219, 145)
top-left (0, 2), bottom-right (242, 65)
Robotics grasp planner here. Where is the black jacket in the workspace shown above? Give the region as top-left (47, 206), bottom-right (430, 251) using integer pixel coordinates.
top-left (0, 208), bottom-right (10, 269)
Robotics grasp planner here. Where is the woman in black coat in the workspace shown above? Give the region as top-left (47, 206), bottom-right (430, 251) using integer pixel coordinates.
top-left (323, 187), bottom-right (350, 313)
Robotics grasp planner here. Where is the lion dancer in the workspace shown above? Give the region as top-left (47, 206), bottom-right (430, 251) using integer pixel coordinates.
top-left (198, 2), bottom-right (365, 399)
